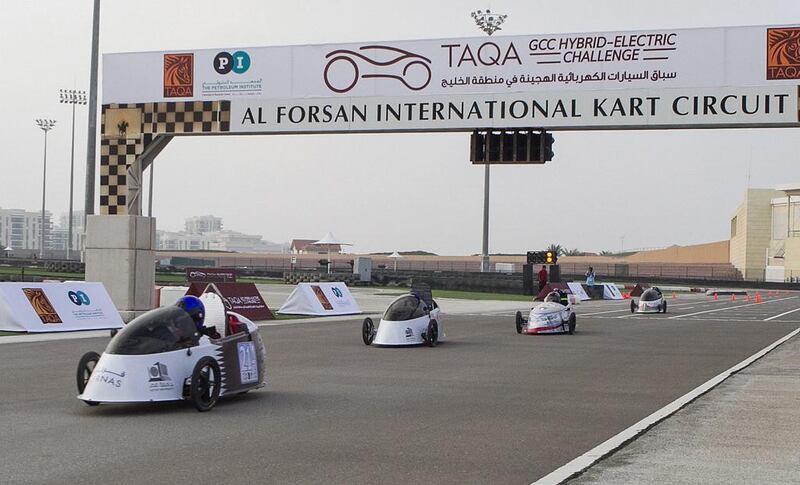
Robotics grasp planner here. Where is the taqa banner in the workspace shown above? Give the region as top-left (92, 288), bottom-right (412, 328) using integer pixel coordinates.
top-left (0, 282), bottom-right (123, 333)
top-left (186, 283), bottom-right (274, 321)
top-left (278, 283), bottom-right (361, 316)
top-left (104, 25), bottom-right (800, 105)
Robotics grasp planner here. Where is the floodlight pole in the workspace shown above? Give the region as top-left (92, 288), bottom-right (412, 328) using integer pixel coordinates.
top-left (60, 89), bottom-right (87, 259)
top-left (471, 10), bottom-right (507, 273)
top-left (36, 119), bottom-right (57, 259)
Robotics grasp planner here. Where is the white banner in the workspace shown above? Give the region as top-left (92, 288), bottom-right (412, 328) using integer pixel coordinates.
top-left (104, 25), bottom-right (800, 105)
top-left (603, 283), bottom-right (624, 300)
top-left (278, 282), bottom-right (361, 316)
top-left (0, 282), bottom-right (123, 333)
top-left (228, 85), bottom-right (797, 132)
top-left (567, 282), bottom-right (591, 301)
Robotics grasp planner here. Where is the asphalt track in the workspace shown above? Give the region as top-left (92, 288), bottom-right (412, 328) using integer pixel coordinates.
top-left (1, 293), bottom-right (798, 484)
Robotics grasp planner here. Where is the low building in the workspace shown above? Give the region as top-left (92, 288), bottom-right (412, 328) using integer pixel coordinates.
top-left (729, 186), bottom-right (800, 281)
top-left (291, 239), bottom-right (341, 254)
top-left (0, 207), bottom-right (52, 252)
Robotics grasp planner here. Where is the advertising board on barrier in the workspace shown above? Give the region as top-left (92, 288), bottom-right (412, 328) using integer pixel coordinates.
top-left (278, 282), bottom-right (362, 316)
top-left (0, 282), bottom-right (123, 332)
top-left (185, 267), bottom-right (237, 283)
top-left (186, 283), bottom-right (274, 321)
top-left (603, 283), bottom-right (624, 300)
top-left (566, 282), bottom-right (591, 301)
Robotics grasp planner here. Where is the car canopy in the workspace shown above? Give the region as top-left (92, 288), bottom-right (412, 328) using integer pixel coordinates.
top-left (106, 306), bottom-right (200, 355)
top-left (640, 288), bottom-right (663, 302)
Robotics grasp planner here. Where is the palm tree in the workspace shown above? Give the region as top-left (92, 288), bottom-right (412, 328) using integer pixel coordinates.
top-left (547, 243), bottom-right (563, 256)
top-left (600, 250), bottom-right (615, 256)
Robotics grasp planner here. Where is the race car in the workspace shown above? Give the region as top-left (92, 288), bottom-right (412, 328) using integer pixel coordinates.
top-left (515, 290), bottom-right (576, 335)
top-left (75, 297), bottom-right (266, 411)
top-left (362, 284), bottom-right (443, 347)
top-left (630, 287), bottom-right (667, 313)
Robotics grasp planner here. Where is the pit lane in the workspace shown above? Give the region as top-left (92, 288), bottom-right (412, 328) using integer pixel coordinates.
top-left (1, 292), bottom-right (797, 484)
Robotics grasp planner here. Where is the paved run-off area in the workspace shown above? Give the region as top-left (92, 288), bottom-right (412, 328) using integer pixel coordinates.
top-left (0, 292), bottom-right (798, 484)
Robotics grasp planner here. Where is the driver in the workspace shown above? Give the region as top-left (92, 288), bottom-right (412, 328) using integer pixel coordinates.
top-left (176, 296), bottom-right (220, 340)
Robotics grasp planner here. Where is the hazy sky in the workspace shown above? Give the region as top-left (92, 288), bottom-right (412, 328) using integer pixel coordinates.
top-left (2, 0), bottom-right (800, 255)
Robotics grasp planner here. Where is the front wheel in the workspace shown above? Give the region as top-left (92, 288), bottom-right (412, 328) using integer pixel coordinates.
top-left (76, 351), bottom-right (100, 395)
top-left (362, 317), bottom-right (376, 345)
top-left (662, 301), bottom-right (668, 313)
top-left (568, 313), bottom-right (576, 335)
top-left (425, 320), bottom-right (439, 347)
top-left (515, 311), bottom-right (524, 334)
top-left (190, 357), bottom-right (221, 412)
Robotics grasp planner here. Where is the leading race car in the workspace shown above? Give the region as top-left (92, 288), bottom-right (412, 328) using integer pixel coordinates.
top-left (76, 296), bottom-right (266, 411)
top-left (630, 287), bottom-right (667, 313)
top-left (362, 284), bottom-right (444, 347)
top-left (516, 290), bottom-right (576, 335)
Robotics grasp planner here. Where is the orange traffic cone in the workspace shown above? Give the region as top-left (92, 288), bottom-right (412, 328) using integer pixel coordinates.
top-left (745, 294), bottom-right (751, 302)
top-left (714, 293), bottom-right (718, 300)
top-left (731, 294), bottom-right (736, 302)
top-left (755, 293), bottom-right (762, 304)
top-left (672, 292), bottom-right (677, 300)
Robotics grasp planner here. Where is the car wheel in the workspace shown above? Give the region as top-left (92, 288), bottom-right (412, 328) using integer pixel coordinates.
top-left (515, 311), bottom-right (524, 334)
top-left (76, 351), bottom-right (100, 395)
top-left (362, 317), bottom-right (376, 345)
top-left (425, 320), bottom-right (439, 347)
top-left (663, 301), bottom-right (668, 314)
top-left (630, 300), bottom-right (636, 313)
top-left (190, 357), bottom-right (221, 412)
top-left (568, 313), bottom-right (577, 335)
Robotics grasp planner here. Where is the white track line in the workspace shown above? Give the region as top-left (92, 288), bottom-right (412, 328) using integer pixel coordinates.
top-left (579, 300), bottom-right (719, 317)
top-left (668, 296), bottom-right (797, 319)
top-left (532, 325), bottom-right (800, 485)
top-left (764, 306), bottom-right (800, 321)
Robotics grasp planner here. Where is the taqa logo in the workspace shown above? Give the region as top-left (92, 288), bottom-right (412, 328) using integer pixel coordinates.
top-left (163, 53), bottom-right (194, 98)
top-left (767, 28), bottom-right (800, 79)
top-left (331, 287), bottom-right (343, 298)
top-left (214, 51), bottom-right (250, 75)
top-left (148, 362), bottom-right (171, 382)
top-left (68, 290), bottom-right (91, 306)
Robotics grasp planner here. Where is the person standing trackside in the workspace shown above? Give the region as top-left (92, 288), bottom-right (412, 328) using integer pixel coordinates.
top-left (538, 265), bottom-right (548, 293)
top-left (586, 266), bottom-right (596, 289)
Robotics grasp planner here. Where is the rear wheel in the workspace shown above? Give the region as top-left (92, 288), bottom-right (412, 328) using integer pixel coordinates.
top-left (568, 313), bottom-right (576, 334)
top-left (362, 317), bottom-right (376, 345)
top-left (515, 311), bottom-right (524, 334)
top-left (662, 301), bottom-right (668, 313)
top-left (630, 300), bottom-right (636, 313)
top-left (425, 320), bottom-right (439, 347)
top-left (76, 351), bottom-right (100, 396)
top-left (190, 357), bottom-right (221, 412)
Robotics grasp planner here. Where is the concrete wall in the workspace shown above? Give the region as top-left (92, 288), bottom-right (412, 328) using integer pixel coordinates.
top-left (783, 237), bottom-right (800, 279)
top-left (625, 241), bottom-right (729, 264)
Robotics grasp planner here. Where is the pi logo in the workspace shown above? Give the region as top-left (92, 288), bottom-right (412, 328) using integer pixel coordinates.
top-left (68, 290), bottom-right (91, 306)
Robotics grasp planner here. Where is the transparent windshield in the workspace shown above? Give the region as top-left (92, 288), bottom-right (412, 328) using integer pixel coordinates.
top-left (641, 288), bottom-right (662, 302)
top-left (384, 295), bottom-right (426, 321)
top-left (544, 291), bottom-right (561, 303)
top-left (106, 306), bottom-right (199, 355)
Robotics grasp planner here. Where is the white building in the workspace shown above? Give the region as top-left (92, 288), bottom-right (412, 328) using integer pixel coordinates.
top-left (185, 215), bottom-right (222, 235)
top-left (0, 207), bottom-right (52, 251)
top-left (157, 231), bottom-right (213, 251)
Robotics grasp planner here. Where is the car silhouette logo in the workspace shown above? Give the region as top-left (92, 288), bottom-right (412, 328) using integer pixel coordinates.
top-left (323, 45), bottom-right (432, 93)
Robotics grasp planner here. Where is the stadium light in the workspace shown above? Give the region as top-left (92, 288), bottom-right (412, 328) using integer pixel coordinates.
top-left (35, 119), bottom-right (57, 259)
top-left (60, 89), bottom-right (87, 259)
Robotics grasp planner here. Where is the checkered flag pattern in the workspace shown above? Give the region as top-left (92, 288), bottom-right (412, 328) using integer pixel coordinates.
top-left (100, 101), bottom-right (231, 215)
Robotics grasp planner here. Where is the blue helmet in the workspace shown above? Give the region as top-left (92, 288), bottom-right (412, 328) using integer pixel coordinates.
top-left (176, 295), bottom-right (205, 329)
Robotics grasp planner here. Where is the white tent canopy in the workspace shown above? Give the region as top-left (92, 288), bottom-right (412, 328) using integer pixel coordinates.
top-left (313, 232), bottom-right (351, 273)
top-left (388, 251), bottom-right (403, 271)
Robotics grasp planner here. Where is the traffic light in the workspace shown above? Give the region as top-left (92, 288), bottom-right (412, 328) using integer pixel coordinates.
top-left (527, 250), bottom-right (558, 265)
top-left (471, 130), bottom-right (555, 164)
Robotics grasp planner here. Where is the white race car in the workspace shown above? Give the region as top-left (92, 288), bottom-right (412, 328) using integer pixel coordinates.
top-left (630, 287), bottom-right (667, 313)
top-left (362, 285), bottom-right (443, 347)
top-left (76, 305), bottom-right (266, 411)
top-left (516, 290), bottom-right (576, 335)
